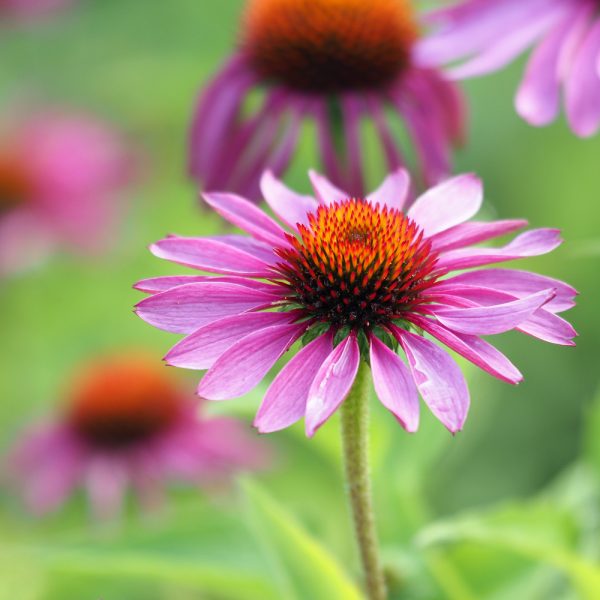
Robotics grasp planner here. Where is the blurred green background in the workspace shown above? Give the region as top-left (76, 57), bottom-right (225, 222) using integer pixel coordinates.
top-left (1, 1), bottom-right (600, 598)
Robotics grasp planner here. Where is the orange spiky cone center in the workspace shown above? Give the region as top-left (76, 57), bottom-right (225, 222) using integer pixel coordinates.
top-left (243, 0), bottom-right (419, 93)
top-left (274, 199), bottom-right (439, 330)
top-left (67, 357), bottom-right (182, 449)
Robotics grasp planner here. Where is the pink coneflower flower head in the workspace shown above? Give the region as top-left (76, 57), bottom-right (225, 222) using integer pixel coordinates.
top-left (190, 0), bottom-right (465, 201)
top-left (0, 109), bottom-right (134, 276)
top-left (9, 354), bottom-right (268, 519)
top-left (417, 0), bottom-right (600, 137)
top-left (0, 0), bottom-right (74, 21)
top-left (135, 169), bottom-right (577, 437)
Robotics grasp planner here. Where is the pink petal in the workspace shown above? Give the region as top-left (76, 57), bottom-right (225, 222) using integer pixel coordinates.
top-left (165, 311), bottom-right (296, 370)
top-left (260, 170), bottom-right (318, 229)
top-left (515, 12), bottom-right (577, 126)
top-left (369, 336), bottom-right (419, 432)
top-left (430, 219), bottom-right (528, 253)
top-left (85, 457), bottom-right (128, 521)
top-left (397, 330), bottom-right (470, 433)
top-left (134, 275), bottom-right (280, 296)
top-left (407, 174), bottom-right (483, 237)
top-left (135, 282), bottom-right (276, 334)
top-left (366, 168), bottom-right (411, 211)
top-left (437, 228), bottom-right (562, 271)
top-left (429, 289), bottom-right (555, 335)
top-left (150, 236), bottom-right (274, 277)
top-left (439, 269), bottom-right (577, 313)
top-left (201, 191), bottom-right (289, 247)
top-left (198, 322), bottom-right (306, 400)
top-left (255, 331), bottom-right (334, 433)
top-left (408, 315), bottom-right (522, 385)
top-left (566, 19), bottom-right (600, 137)
top-left (305, 334), bottom-right (360, 437)
top-left (308, 170), bottom-right (348, 205)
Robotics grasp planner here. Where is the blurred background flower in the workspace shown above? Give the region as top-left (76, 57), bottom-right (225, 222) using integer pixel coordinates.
top-left (418, 0), bottom-right (600, 136)
top-left (7, 353), bottom-right (268, 520)
top-left (0, 0), bottom-right (74, 21)
top-left (190, 0), bottom-right (464, 200)
top-left (0, 107), bottom-right (135, 276)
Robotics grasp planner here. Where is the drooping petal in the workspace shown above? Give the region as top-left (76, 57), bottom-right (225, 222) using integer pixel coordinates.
top-left (305, 334), bottom-right (360, 437)
top-left (407, 174), bottom-right (483, 238)
top-left (566, 19), bottom-right (600, 137)
top-left (135, 282), bottom-right (276, 334)
top-left (309, 169), bottom-right (348, 205)
top-left (198, 322), bottom-right (306, 400)
top-left (369, 336), bottom-right (419, 432)
top-left (438, 269), bottom-right (577, 313)
top-left (429, 220), bottom-right (528, 253)
top-left (134, 275), bottom-right (280, 296)
top-left (255, 331), bottom-right (334, 433)
top-left (366, 168), bottom-right (411, 211)
top-left (408, 315), bottom-right (522, 385)
top-left (201, 191), bottom-right (290, 247)
top-left (85, 457), bottom-right (128, 521)
top-left (150, 236), bottom-right (275, 276)
top-left (437, 228), bottom-right (562, 271)
top-left (260, 170), bottom-right (318, 229)
top-left (165, 311), bottom-right (296, 370)
top-left (397, 330), bottom-right (469, 433)
top-left (429, 289), bottom-right (555, 335)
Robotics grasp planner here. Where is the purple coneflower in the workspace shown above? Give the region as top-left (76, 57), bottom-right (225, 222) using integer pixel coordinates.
top-left (417, 0), bottom-right (600, 136)
top-left (0, 109), bottom-right (133, 276)
top-left (190, 0), bottom-right (464, 200)
top-left (135, 169), bottom-right (577, 437)
top-left (9, 354), bottom-right (267, 519)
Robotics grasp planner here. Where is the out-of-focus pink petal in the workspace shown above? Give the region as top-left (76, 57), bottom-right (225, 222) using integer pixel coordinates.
top-left (305, 334), bottom-right (360, 437)
top-left (408, 174), bottom-right (483, 237)
top-left (366, 168), bottom-right (411, 211)
top-left (566, 19), bottom-right (600, 137)
top-left (255, 331), bottom-right (334, 433)
top-left (135, 282), bottom-right (276, 334)
top-left (370, 336), bottom-right (419, 432)
top-left (198, 323), bottom-right (306, 400)
top-left (428, 289), bottom-right (555, 335)
top-left (397, 330), bottom-right (469, 434)
top-left (85, 457), bottom-right (129, 521)
top-left (408, 314), bottom-right (522, 385)
top-left (201, 191), bottom-right (290, 247)
top-left (165, 311), bottom-right (296, 370)
top-left (260, 170), bottom-right (318, 229)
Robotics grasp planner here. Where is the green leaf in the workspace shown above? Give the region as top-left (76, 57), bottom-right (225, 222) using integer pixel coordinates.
top-left (0, 546), bottom-right (277, 600)
top-left (242, 479), bottom-right (363, 600)
top-left (417, 501), bottom-right (600, 600)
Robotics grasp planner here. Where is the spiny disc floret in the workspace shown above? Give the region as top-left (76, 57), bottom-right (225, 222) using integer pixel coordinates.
top-left (275, 199), bottom-right (439, 330)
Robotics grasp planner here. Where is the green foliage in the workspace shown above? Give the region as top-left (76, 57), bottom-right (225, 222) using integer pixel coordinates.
top-left (243, 480), bottom-right (363, 600)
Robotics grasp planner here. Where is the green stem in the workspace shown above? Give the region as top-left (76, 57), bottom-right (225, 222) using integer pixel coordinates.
top-left (341, 360), bottom-right (387, 600)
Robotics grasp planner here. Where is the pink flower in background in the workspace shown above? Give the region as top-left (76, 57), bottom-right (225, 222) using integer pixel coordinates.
top-left (190, 0), bottom-right (464, 201)
top-left (417, 0), bottom-right (600, 137)
top-left (0, 0), bottom-right (74, 20)
top-left (135, 169), bottom-right (576, 437)
top-left (9, 354), bottom-right (268, 518)
top-left (0, 109), bottom-right (134, 276)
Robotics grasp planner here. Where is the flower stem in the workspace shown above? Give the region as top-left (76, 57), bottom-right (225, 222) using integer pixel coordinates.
top-left (341, 360), bottom-right (387, 600)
